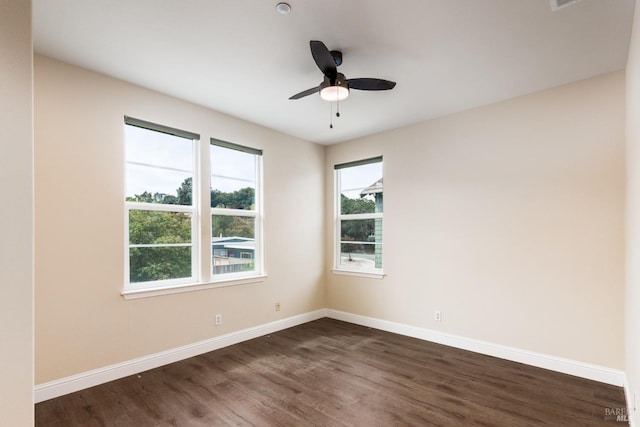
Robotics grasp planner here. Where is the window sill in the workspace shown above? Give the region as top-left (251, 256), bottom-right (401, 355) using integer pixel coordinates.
top-left (331, 269), bottom-right (386, 280)
top-left (121, 275), bottom-right (267, 300)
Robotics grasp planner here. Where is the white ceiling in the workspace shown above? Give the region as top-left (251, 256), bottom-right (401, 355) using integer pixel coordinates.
top-left (33, 0), bottom-right (635, 145)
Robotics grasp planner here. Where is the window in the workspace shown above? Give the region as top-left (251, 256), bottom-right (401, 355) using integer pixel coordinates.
top-left (124, 117), bottom-right (199, 289)
top-left (210, 139), bottom-right (262, 279)
top-left (334, 156), bottom-right (384, 275)
top-left (124, 118), bottom-right (265, 295)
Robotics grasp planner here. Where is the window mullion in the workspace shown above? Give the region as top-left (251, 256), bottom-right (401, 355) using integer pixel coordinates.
top-left (211, 207), bottom-right (257, 217)
top-left (192, 133), bottom-right (200, 284)
top-left (126, 202), bottom-right (195, 213)
top-left (338, 212), bottom-right (382, 221)
top-left (131, 243), bottom-right (193, 248)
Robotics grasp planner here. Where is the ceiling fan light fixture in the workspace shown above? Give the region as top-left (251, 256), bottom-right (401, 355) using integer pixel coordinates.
top-left (319, 74), bottom-right (349, 102)
top-left (320, 85), bottom-right (349, 102)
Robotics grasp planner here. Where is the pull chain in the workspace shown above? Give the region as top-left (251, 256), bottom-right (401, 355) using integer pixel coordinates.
top-left (329, 101), bottom-right (333, 129)
top-left (329, 99), bottom-right (342, 129)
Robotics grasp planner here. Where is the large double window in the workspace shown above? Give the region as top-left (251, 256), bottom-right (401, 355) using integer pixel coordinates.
top-left (124, 117), bottom-right (263, 293)
top-left (334, 156), bottom-right (384, 276)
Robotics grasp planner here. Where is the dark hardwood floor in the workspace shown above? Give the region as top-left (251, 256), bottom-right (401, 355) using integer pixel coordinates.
top-left (35, 318), bottom-right (626, 426)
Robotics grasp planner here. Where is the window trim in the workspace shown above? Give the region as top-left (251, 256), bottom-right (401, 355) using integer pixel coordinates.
top-left (121, 275), bottom-right (268, 300)
top-left (334, 157), bottom-right (385, 278)
top-left (331, 269), bottom-right (386, 280)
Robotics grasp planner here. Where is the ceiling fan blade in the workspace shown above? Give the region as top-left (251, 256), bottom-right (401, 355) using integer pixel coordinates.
top-left (310, 40), bottom-right (337, 80)
top-left (289, 86), bottom-right (320, 100)
top-left (347, 78), bottom-right (396, 91)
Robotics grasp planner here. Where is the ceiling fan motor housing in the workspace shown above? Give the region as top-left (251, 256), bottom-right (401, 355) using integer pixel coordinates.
top-left (322, 73), bottom-right (347, 89)
top-left (330, 50), bottom-right (343, 67)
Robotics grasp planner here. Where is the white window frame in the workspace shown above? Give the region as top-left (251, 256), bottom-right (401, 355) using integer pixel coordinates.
top-left (333, 156), bottom-right (385, 279)
top-left (123, 117), bottom-right (200, 292)
top-left (122, 118), bottom-right (267, 300)
top-left (210, 139), bottom-right (264, 281)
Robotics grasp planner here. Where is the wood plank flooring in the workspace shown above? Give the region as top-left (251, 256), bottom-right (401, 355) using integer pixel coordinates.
top-left (35, 318), bottom-right (626, 426)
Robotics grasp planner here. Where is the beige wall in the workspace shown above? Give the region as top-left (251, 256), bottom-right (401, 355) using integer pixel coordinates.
top-left (34, 56), bottom-right (325, 383)
top-left (34, 52), bottom-right (627, 391)
top-left (326, 72), bottom-right (625, 369)
top-left (0, 0), bottom-right (34, 425)
top-left (627, 0), bottom-right (640, 419)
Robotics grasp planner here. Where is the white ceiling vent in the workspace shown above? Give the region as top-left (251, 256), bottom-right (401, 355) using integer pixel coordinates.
top-left (550, 0), bottom-right (582, 11)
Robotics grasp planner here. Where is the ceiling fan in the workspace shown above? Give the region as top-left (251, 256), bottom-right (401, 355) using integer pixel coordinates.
top-left (289, 40), bottom-right (396, 102)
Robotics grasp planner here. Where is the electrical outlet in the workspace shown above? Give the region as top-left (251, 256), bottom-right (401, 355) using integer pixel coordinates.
top-left (275, 302), bottom-right (281, 312)
top-left (434, 310), bottom-right (442, 322)
top-left (215, 314), bottom-right (222, 326)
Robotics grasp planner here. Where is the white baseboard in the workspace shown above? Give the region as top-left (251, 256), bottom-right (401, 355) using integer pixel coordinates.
top-left (35, 308), bottom-right (628, 406)
top-left (325, 309), bottom-right (626, 387)
top-left (34, 309), bottom-right (326, 403)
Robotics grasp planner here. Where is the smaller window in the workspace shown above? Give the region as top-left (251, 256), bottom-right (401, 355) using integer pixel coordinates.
top-left (334, 157), bottom-right (384, 275)
top-left (210, 139), bottom-right (263, 280)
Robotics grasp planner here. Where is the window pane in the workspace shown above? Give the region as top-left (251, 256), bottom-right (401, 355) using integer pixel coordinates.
top-left (125, 125), bottom-right (193, 171)
top-left (210, 145), bottom-right (256, 210)
top-left (210, 177), bottom-right (255, 209)
top-left (339, 161), bottom-right (383, 215)
top-left (125, 124), bottom-right (194, 205)
top-left (339, 243), bottom-right (382, 270)
top-left (212, 215), bottom-right (256, 275)
top-left (129, 211), bottom-right (192, 244)
top-left (212, 215), bottom-right (255, 239)
top-left (340, 218), bottom-right (383, 270)
top-left (341, 191), bottom-right (377, 214)
top-left (340, 162), bottom-right (382, 189)
top-left (211, 145), bottom-right (256, 182)
top-left (340, 218), bottom-right (380, 243)
top-left (129, 246), bottom-right (191, 283)
top-left (126, 163), bottom-right (192, 205)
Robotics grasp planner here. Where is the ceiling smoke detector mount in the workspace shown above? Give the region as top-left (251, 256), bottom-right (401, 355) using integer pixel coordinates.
top-left (276, 2), bottom-right (291, 15)
top-left (550, 0), bottom-right (582, 12)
